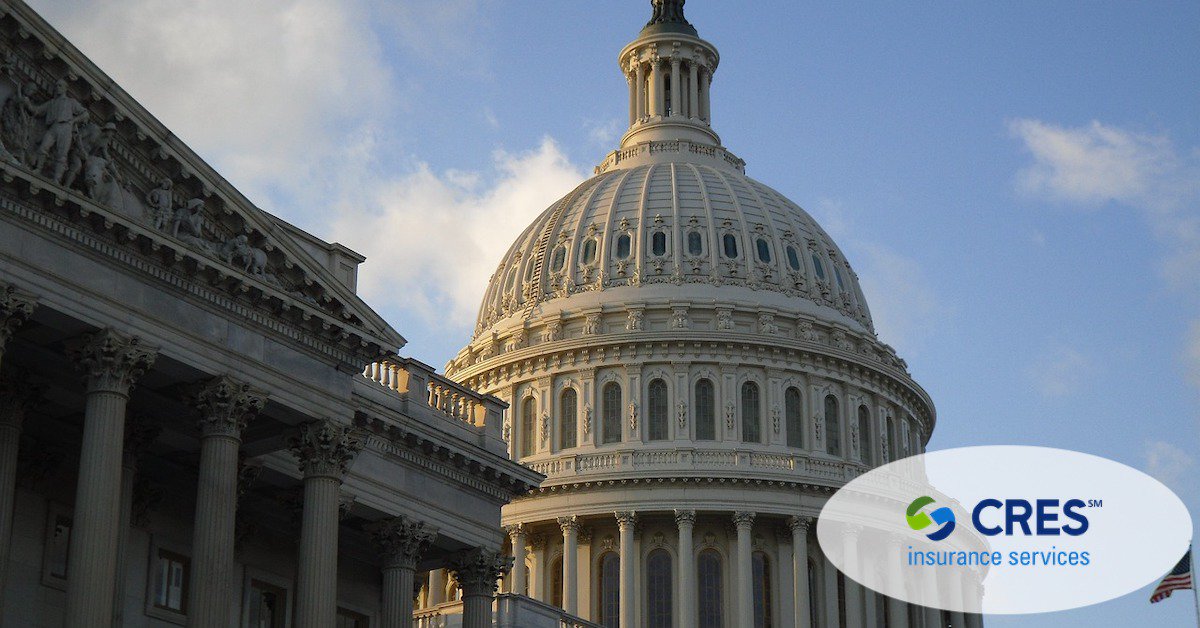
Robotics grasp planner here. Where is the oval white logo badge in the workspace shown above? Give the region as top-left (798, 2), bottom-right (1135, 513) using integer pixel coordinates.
top-left (816, 446), bottom-right (1193, 614)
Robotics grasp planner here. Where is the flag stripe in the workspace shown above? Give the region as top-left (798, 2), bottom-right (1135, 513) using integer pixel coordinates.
top-left (1149, 550), bottom-right (1192, 605)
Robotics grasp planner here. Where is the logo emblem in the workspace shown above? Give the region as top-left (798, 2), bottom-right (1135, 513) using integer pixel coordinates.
top-left (907, 496), bottom-right (956, 541)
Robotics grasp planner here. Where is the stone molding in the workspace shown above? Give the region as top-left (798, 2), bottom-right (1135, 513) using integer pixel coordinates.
top-left (65, 328), bottom-right (157, 394)
top-left (447, 548), bottom-right (511, 595)
top-left (193, 375), bottom-right (267, 440)
top-left (368, 515), bottom-right (438, 571)
top-left (288, 420), bottom-right (364, 480)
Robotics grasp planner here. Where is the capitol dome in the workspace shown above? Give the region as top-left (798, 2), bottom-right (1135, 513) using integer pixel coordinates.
top-left (441, 2), bottom-right (943, 626)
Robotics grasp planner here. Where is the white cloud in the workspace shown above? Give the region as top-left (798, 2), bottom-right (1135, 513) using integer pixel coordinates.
top-left (1143, 440), bottom-right (1195, 494)
top-left (1025, 346), bottom-right (1096, 398)
top-left (584, 117), bottom-right (623, 149)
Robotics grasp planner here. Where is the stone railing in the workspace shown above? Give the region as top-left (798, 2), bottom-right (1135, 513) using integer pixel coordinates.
top-left (363, 356), bottom-right (506, 445)
top-left (414, 593), bottom-right (598, 628)
top-left (524, 447), bottom-right (863, 484)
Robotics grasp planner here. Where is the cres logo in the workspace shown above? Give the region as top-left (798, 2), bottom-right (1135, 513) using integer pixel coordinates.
top-left (906, 496), bottom-right (956, 541)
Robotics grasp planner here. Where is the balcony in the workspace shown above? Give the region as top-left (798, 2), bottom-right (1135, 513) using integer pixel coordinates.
top-left (414, 593), bottom-right (599, 628)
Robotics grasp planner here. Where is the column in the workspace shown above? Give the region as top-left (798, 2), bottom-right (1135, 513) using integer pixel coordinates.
top-left (188, 376), bottom-right (266, 626)
top-left (822, 554), bottom-right (838, 627)
top-left (947, 573), bottom-right (967, 627)
top-left (615, 511), bottom-right (637, 628)
top-left (842, 526), bottom-right (864, 626)
top-left (669, 56), bottom-right (681, 117)
top-left (885, 537), bottom-right (910, 628)
top-left (448, 548), bottom-right (511, 628)
top-left (922, 570), bottom-right (942, 628)
top-left (114, 416), bottom-right (160, 626)
top-left (0, 286), bottom-right (34, 617)
top-left (370, 515), bottom-right (437, 628)
top-left (733, 512), bottom-right (755, 627)
top-left (674, 510), bottom-right (696, 628)
top-left (688, 62), bottom-right (699, 119)
top-left (558, 516), bottom-right (579, 615)
top-left (700, 68), bottom-right (713, 123)
top-left (289, 420), bottom-right (365, 628)
top-left (776, 529), bottom-right (796, 628)
top-left (627, 72), bottom-right (636, 126)
top-left (635, 61), bottom-right (647, 121)
top-left (789, 516), bottom-right (812, 628)
top-left (0, 283), bottom-right (36, 372)
top-left (428, 569), bottom-right (447, 605)
top-left (648, 57), bottom-right (662, 117)
top-left (505, 524), bottom-right (527, 595)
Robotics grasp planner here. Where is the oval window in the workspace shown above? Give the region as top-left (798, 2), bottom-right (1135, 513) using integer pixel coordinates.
top-left (550, 245), bottom-right (566, 272)
top-left (616, 234), bottom-right (632, 259)
top-left (651, 231), bottom-right (667, 257)
top-left (722, 234), bottom-right (739, 259)
top-left (755, 238), bottom-right (771, 263)
top-left (811, 254), bottom-right (825, 280)
top-left (581, 239), bottom-right (597, 265)
top-left (786, 245), bottom-right (801, 271)
top-left (687, 231), bottom-right (704, 256)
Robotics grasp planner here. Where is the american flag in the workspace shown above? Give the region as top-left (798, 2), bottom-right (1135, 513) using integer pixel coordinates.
top-left (1150, 549), bottom-right (1193, 604)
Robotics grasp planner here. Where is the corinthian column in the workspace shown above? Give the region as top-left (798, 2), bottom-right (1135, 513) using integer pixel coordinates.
top-left (674, 509), bottom-right (696, 628)
top-left (505, 524), bottom-right (527, 594)
top-left (635, 61), bottom-right (647, 121)
top-left (0, 283), bottom-right (36, 371)
top-left (289, 420), bottom-right (364, 628)
top-left (669, 56), bottom-right (681, 116)
top-left (63, 329), bottom-right (157, 628)
top-left (733, 512), bottom-right (755, 627)
top-left (114, 415), bottom-right (160, 626)
top-left (842, 525), bottom-right (864, 627)
top-left (448, 547), bottom-right (511, 628)
top-left (0, 373), bottom-right (39, 617)
top-left (558, 516), bottom-right (579, 614)
top-left (369, 515), bottom-right (437, 628)
top-left (188, 376), bottom-right (265, 626)
top-left (615, 511), bottom-right (637, 628)
top-left (789, 516), bottom-right (812, 628)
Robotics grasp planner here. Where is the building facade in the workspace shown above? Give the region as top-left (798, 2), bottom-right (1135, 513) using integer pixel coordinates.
top-left (440, 2), bottom-right (981, 627)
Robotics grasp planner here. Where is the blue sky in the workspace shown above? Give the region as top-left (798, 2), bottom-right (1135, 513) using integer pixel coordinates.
top-left (32, 1), bottom-right (1200, 625)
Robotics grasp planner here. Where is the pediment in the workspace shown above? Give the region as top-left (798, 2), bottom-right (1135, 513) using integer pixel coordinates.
top-left (0, 1), bottom-right (404, 365)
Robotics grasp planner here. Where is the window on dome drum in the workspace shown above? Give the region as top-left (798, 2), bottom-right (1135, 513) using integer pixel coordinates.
top-left (808, 560), bottom-right (820, 628)
top-left (550, 245), bottom-right (566, 272)
top-left (887, 415), bottom-right (898, 461)
top-left (755, 238), bottom-right (771, 263)
top-left (581, 238), bottom-right (598, 265)
top-left (560, 388), bottom-right (577, 449)
top-left (811, 254), bottom-right (825, 280)
top-left (599, 552), bottom-right (620, 628)
top-left (646, 549), bottom-right (673, 627)
top-left (698, 550), bottom-right (723, 628)
top-left (526, 261), bottom-right (536, 281)
top-left (741, 381), bottom-right (761, 443)
top-left (824, 394), bottom-right (841, 456)
top-left (786, 245), bottom-right (801, 271)
top-left (504, 266), bottom-right (518, 291)
top-left (551, 555), bottom-right (564, 609)
top-left (858, 405), bottom-right (872, 465)
top-left (152, 548), bottom-right (189, 613)
top-left (615, 233), bottom-right (632, 259)
top-left (688, 230), bottom-right (704, 256)
top-left (722, 233), bottom-right (739, 258)
top-left (752, 552), bottom-right (773, 628)
top-left (695, 379), bottom-right (716, 440)
top-left (602, 382), bottom-right (622, 444)
top-left (651, 230), bottom-right (668, 256)
top-left (520, 397), bottom-right (536, 458)
top-left (785, 386), bottom-right (803, 448)
top-left (835, 267), bottom-right (846, 290)
top-left (648, 379), bottom-right (669, 441)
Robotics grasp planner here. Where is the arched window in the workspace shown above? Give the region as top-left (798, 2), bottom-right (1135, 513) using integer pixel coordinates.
top-left (835, 267), bottom-right (846, 290)
top-left (550, 245), bottom-right (566, 272)
top-left (755, 238), bottom-right (771, 263)
top-left (811, 254), bottom-right (825, 280)
top-left (887, 415), bottom-right (898, 462)
top-left (505, 266), bottom-right (518, 291)
top-left (695, 379), bottom-right (716, 440)
top-left (808, 560), bottom-right (820, 628)
top-left (688, 231), bottom-right (704, 256)
top-left (520, 397), bottom-right (536, 458)
top-left (560, 388), bottom-right (577, 449)
top-left (648, 379), bottom-right (669, 441)
top-left (526, 261), bottom-right (536, 281)
top-left (550, 555), bottom-right (563, 609)
top-left (581, 239), bottom-right (597, 265)
top-left (785, 387), bottom-right (803, 448)
top-left (752, 552), bottom-right (773, 628)
top-left (698, 550), bottom-right (723, 628)
top-left (741, 381), bottom-right (761, 443)
top-left (722, 234), bottom-right (739, 258)
top-left (858, 405), bottom-right (872, 465)
top-left (651, 231), bottom-right (667, 257)
top-left (602, 382), bottom-right (622, 444)
top-left (598, 552), bottom-right (620, 628)
top-left (786, 245), bottom-right (801, 271)
top-left (646, 549), bottom-right (673, 628)
top-left (615, 234), bottom-right (632, 259)
top-left (824, 394), bottom-right (840, 456)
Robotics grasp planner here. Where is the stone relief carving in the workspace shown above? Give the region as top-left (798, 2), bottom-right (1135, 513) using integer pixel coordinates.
top-left (758, 312), bottom-right (778, 335)
top-left (670, 306), bottom-right (690, 329)
top-left (628, 399), bottom-right (639, 431)
top-left (625, 309), bottom-right (643, 332)
top-left (583, 314), bottom-right (601, 336)
top-left (539, 413), bottom-right (550, 448)
top-left (716, 308), bottom-right (734, 331)
top-left (582, 405), bottom-right (593, 437)
top-left (771, 403), bottom-right (781, 435)
top-left (220, 234), bottom-right (268, 277)
top-left (724, 400), bottom-right (735, 431)
top-left (677, 400), bottom-right (688, 428)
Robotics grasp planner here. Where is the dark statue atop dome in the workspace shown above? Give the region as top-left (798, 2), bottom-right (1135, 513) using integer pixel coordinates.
top-left (642, 0), bottom-right (697, 36)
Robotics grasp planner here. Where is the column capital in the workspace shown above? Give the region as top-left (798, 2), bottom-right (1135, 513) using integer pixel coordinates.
top-left (614, 510), bottom-right (638, 529)
top-left (368, 515), bottom-right (438, 571)
top-left (841, 523), bottom-right (862, 542)
top-left (732, 511), bottom-right (756, 528)
top-left (557, 515), bottom-right (579, 535)
top-left (447, 548), bottom-right (511, 596)
top-left (0, 372), bottom-right (42, 429)
top-left (66, 329), bottom-right (157, 394)
top-left (194, 375), bottom-right (267, 439)
top-left (673, 509), bottom-right (696, 527)
top-left (288, 420), bottom-right (364, 480)
top-left (503, 523), bottom-right (525, 539)
top-left (0, 284), bottom-right (35, 356)
top-left (787, 515), bottom-right (813, 535)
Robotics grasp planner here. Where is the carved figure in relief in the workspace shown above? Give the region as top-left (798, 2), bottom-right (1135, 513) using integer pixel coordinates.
top-left (172, 198), bottom-right (206, 241)
top-left (32, 79), bottom-right (88, 183)
top-left (221, 234), bottom-right (268, 276)
top-left (146, 178), bottom-right (174, 230)
top-left (1, 80), bottom-right (38, 165)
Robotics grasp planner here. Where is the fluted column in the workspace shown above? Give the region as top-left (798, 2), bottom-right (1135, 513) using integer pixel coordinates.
top-left (114, 416), bottom-right (160, 626)
top-left (842, 525), bottom-right (864, 627)
top-left (0, 283), bottom-right (36, 372)
top-left (0, 372), bottom-right (39, 618)
top-left (648, 57), bottom-right (662, 117)
top-left (699, 68), bottom-right (711, 123)
top-left (615, 511), bottom-right (637, 628)
top-left (448, 548), bottom-right (511, 628)
top-left (188, 376), bottom-right (266, 627)
top-left (947, 573), bottom-right (967, 627)
top-left (558, 516), bottom-right (579, 614)
top-left (370, 515), bottom-right (437, 628)
top-left (627, 72), bottom-right (637, 126)
top-left (789, 516), bottom-right (812, 628)
top-left (289, 420), bottom-right (364, 628)
top-left (635, 61), bottom-right (647, 121)
top-left (505, 524), bottom-right (526, 594)
top-left (688, 62), bottom-right (699, 119)
top-left (63, 329), bottom-right (157, 628)
top-left (674, 510), bottom-right (696, 628)
top-left (669, 56), bottom-right (681, 116)
top-left (922, 570), bottom-right (942, 628)
top-left (733, 512), bottom-right (755, 627)
top-left (885, 536), bottom-right (910, 628)
top-left (822, 553), bottom-right (839, 627)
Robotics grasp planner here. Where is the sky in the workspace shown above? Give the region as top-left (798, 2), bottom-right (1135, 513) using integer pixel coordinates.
top-left (26, 0), bottom-right (1200, 625)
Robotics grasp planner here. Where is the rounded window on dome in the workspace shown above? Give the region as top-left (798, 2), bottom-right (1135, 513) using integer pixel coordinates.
top-left (550, 245), bottom-right (566, 272)
top-left (786, 245), bottom-right (801, 271)
top-left (722, 234), bottom-right (739, 259)
top-left (835, 266), bottom-right (846, 290)
top-left (581, 238), bottom-right (597, 265)
top-left (755, 238), bottom-right (771, 263)
top-left (525, 262), bottom-right (536, 281)
top-left (687, 230), bottom-right (704, 256)
top-left (504, 266), bottom-right (518, 291)
top-left (651, 231), bottom-right (667, 257)
top-left (615, 233), bottom-right (632, 259)
top-left (811, 254), bottom-right (826, 280)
